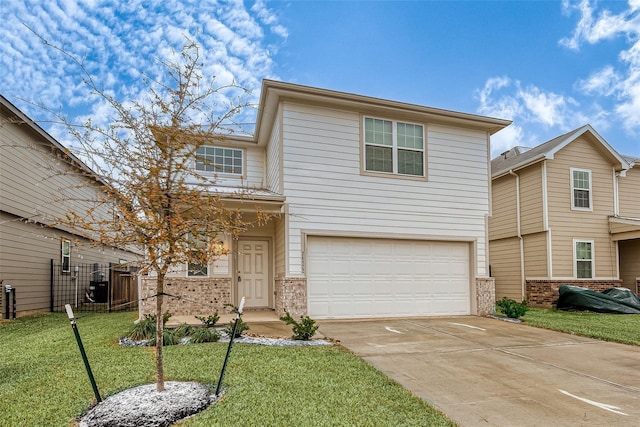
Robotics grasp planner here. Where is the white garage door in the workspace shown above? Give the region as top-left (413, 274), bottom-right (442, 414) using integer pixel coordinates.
top-left (307, 236), bottom-right (470, 319)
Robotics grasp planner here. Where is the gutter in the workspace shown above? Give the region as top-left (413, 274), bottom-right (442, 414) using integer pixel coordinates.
top-left (509, 169), bottom-right (526, 300)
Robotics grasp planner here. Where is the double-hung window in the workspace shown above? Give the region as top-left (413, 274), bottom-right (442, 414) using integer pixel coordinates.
top-left (364, 117), bottom-right (425, 177)
top-left (61, 238), bottom-right (71, 273)
top-left (574, 240), bottom-right (594, 279)
top-left (195, 146), bottom-right (243, 175)
top-left (571, 168), bottom-right (592, 210)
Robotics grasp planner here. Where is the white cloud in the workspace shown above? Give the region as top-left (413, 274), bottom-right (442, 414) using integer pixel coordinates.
top-left (559, 0), bottom-right (640, 134)
top-left (577, 65), bottom-right (620, 95)
top-left (0, 0), bottom-right (288, 136)
top-left (476, 77), bottom-right (603, 156)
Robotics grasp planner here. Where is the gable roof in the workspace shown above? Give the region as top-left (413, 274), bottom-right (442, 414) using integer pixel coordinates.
top-left (491, 124), bottom-right (631, 178)
top-left (255, 79), bottom-right (512, 146)
top-left (0, 94), bottom-right (105, 185)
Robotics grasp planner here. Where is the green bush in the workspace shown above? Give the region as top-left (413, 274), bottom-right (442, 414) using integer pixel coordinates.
top-left (195, 313), bottom-right (220, 327)
top-left (280, 311), bottom-right (319, 340)
top-left (496, 297), bottom-right (529, 319)
top-left (172, 323), bottom-right (195, 339)
top-left (223, 318), bottom-right (249, 338)
top-left (126, 312), bottom-right (172, 340)
top-left (149, 329), bottom-right (178, 346)
top-left (189, 327), bottom-right (221, 343)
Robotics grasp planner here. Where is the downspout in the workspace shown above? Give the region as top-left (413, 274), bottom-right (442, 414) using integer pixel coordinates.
top-left (509, 170), bottom-right (525, 300)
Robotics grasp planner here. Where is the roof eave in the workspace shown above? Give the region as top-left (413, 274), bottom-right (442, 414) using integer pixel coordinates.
top-left (256, 80), bottom-right (511, 145)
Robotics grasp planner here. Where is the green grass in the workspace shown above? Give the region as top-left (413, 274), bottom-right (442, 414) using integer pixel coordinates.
top-left (522, 308), bottom-right (640, 346)
top-left (0, 312), bottom-right (454, 427)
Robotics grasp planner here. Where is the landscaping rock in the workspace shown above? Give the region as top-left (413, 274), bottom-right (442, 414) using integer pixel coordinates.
top-left (80, 381), bottom-right (214, 427)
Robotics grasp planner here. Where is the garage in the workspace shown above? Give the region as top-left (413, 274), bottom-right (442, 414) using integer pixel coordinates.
top-left (306, 236), bottom-right (471, 319)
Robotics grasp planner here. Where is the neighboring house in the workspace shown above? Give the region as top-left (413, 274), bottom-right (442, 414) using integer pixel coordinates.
top-left (140, 79), bottom-right (511, 319)
top-left (0, 95), bottom-right (139, 317)
top-left (489, 124), bottom-right (640, 306)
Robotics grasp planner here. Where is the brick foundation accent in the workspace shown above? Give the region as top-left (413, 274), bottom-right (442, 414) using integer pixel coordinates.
top-left (526, 279), bottom-right (623, 307)
top-left (140, 277), bottom-right (232, 317)
top-left (274, 277), bottom-right (307, 317)
top-left (476, 277), bottom-right (495, 316)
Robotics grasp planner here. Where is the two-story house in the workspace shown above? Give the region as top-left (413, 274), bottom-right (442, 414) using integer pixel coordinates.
top-left (489, 124), bottom-right (640, 306)
top-left (140, 79), bottom-right (511, 319)
top-left (0, 95), bottom-right (139, 317)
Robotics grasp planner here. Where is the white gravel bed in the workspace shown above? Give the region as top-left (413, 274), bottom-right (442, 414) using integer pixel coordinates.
top-left (119, 332), bottom-right (333, 347)
top-left (79, 381), bottom-right (216, 427)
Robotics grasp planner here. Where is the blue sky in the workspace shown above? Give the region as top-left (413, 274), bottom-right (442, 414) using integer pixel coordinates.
top-left (1, 0), bottom-right (639, 158)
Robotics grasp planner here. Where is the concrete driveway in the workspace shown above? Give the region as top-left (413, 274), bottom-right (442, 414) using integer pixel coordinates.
top-left (318, 316), bottom-right (640, 426)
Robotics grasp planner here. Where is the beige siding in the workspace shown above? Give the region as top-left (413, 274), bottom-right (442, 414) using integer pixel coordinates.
top-left (619, 240), bottom-right (640, 292)
top-left (523, 232), bottom-right (548, 277)
top-left (489, 175), bottom-right (518, 240)
top-left (1, 105), bottom-right (138, 315)
top-left (519, 162), bottom-right (545, 235)
top-left (0, 211), bottom-right (137, 314)
top-left (490, 237), bottom-right (522, 300)
top-left (547, 137), bottom-right (617, 278)
top-left (280, 101), bottom-right (492, 277)
top-left (0, 120), bottom-right (112, 234)
top-left (618, 165), bottom-right (640, 218)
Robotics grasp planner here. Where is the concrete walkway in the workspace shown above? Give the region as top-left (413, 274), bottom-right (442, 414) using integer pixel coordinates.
top-left (318, 316), bottom-right (640, 427)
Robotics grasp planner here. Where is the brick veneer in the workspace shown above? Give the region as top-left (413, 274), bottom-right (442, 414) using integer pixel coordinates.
top-left (476, 277), bottom-right (496, 316)
top-left (139, 277), bottom-right (231, 317)
top-left (274, 277), bottom-right (307, 317)
top-left (526, 279), bottom-right (623, 307)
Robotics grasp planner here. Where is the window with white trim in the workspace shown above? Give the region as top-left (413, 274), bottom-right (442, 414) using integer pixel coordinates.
top-left (187, 262), bottom-right (208, 277)
top-left (571, 168), bottom-right (592, 210)
top-left (187, 234), bottom-right (209, 277)
top-left (195, 146), bottom-right (243, 175)
top-left (364, 117), bottom-right (424, 176)
top-left (574, 240), bottom-right (594, 279)
top-left (61, 238), bottom-right (71, 273)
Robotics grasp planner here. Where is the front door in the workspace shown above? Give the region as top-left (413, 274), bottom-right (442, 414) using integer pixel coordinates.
top-left (237, 240), bottom-right (269, 308)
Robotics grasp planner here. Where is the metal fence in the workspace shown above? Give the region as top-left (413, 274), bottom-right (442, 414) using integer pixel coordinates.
top-left (51, 260), bottom-right (139, 313)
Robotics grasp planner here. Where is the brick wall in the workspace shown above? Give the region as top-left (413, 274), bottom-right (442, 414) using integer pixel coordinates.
top-left (526, 279), bottom-right (623, 307)
top-left (274, 277), bottom-right (307, 317)
top-left (140, 276), bottom-right (232, 317)
top-left (476, 277), bottom-right (496, 316)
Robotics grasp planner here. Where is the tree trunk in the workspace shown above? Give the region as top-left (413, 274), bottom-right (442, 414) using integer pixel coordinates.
top-left (155, 273), bottom-right (165, 392)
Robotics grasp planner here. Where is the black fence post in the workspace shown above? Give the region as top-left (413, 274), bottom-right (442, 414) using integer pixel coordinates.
top-left (50, 259), bottom-right (54, 312)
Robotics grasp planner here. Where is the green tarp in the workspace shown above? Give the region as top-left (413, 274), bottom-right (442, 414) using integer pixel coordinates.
top-left (557, 285), bottom-right (640, 314)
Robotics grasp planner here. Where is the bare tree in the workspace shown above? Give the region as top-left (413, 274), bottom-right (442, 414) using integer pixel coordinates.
top-left (30, 34), bottom-right (268, 391)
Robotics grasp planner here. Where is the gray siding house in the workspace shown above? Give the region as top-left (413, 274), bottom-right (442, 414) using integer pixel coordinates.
top-left (0, 95), bottom-right (139, 317)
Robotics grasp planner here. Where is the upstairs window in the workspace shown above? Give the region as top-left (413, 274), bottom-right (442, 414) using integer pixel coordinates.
top-left (574, 240), bottom-right (594, 279)
top-left (364, 117), bottom-right (425, 177)
top-left (196, 146), bottom-right (243, 175)
top-left (571, 168), bottom-right (592, 210)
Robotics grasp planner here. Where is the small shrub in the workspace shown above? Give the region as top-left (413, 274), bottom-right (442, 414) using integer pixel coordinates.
top-left (195, 313), bottom-right (220, 327)
top-left (223, 318), bottom-right (249, 338)
top-left (189, 327), bottom-right (221, 344)
top-left (280, 311), bottom-right (319, 340)
top-left (496, 297), bottom-right (528, 319)
top-left (149, 329), bottom-right (178, 346)
top-left (172, 323), bottom-right (195, 339)
top-left (127, 312), bottom-right (172, 340)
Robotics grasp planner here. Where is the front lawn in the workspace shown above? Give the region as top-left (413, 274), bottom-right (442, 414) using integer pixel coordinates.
top-left (0, 312), bottom-right (454, 427)
top-left (522, 308), bottom-right (640, 346)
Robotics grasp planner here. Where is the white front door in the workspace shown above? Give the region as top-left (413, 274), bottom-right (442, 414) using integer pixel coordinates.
top-left (238, 240), bottom-right (269, 308)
